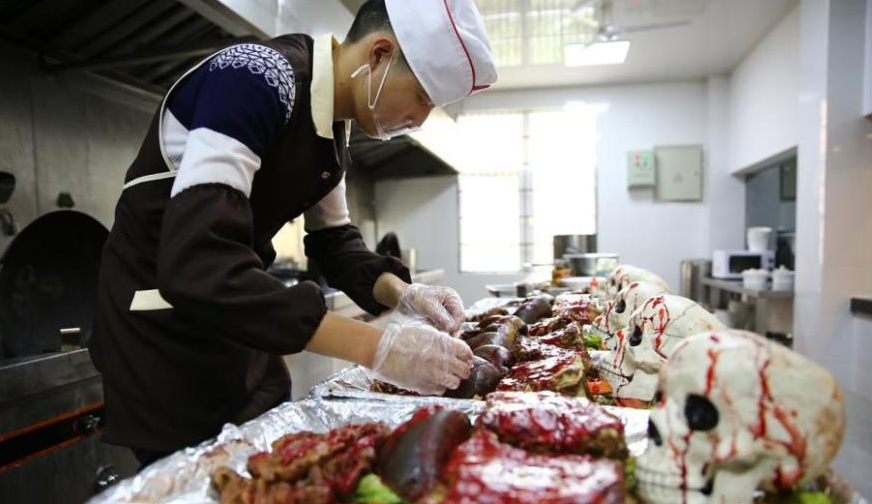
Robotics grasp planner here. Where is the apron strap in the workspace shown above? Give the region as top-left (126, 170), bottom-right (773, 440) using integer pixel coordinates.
top-left (130, 289), bottom-right (173, 311)
top-left (122, 45), bottom-right (232, 192)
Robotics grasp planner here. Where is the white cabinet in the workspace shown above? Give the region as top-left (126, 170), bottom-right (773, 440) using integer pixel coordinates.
top-left (654, 145), bottom-right (704, 201)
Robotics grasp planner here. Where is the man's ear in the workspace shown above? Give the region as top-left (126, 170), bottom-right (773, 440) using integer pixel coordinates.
top-left (368, 36), bottom-right (397, 68)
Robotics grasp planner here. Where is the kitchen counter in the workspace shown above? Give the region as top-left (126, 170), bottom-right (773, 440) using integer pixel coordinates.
top-left (850, 297), bottom-right (872, 317)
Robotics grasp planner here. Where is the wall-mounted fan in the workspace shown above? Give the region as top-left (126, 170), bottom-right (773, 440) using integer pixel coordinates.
top-left (572, 0), bottom-right (692, 42)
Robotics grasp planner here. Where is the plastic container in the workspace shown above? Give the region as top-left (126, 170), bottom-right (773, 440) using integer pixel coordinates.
top-left (742, 268), bottom-right (769, 290)
top-left (771, 266), bottom-right (795, 291)
top-left (747, 226), bottom-right (772, 251)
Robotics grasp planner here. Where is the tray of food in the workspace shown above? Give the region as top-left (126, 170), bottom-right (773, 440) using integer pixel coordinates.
top-left (90, 265), bottom-right (867, 504)
top-left (89, 388), bottom-right (863, 504)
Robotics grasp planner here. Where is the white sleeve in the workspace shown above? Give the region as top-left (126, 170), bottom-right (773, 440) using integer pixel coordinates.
top-left (304, 176), bottom-right (352, 231)
top-left (170, 127), bottom-right (261, 198)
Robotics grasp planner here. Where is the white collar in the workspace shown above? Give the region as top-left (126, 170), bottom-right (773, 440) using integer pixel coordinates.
top-left (311, 33), bottom-right (351, 146)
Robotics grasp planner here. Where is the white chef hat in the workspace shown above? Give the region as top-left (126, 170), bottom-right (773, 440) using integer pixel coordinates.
top-left (385, 0), bottom-right (498, 107)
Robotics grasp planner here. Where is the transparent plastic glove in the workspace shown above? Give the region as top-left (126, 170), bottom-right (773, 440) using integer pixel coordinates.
top-left (397, 283), bottom-right (465, 334)
top-left (369, 323), bottom-right (474, 395)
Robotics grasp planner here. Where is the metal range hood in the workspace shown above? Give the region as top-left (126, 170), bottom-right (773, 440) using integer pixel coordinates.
top-left (0, 0), bottom-right (263, 97)
top-left (0, 0), bottom-right (455, 180)
top-left (348, 124), bottom-right (457, 180)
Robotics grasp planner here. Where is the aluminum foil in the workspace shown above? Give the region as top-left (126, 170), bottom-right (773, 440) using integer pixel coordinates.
top-left (88, 396), bottom-right (483, 504)
top-left (464, 296), bottom-right (520, 319)
top-left (89, 388), bottom-right (867, 504)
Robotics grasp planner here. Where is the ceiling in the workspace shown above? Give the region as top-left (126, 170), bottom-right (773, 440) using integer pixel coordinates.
top-left (340, 0), bottom-right (798, 90)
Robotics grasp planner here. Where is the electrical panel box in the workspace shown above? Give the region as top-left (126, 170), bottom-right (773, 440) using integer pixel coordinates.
top-left (654, 145), bottom-right (703, 201)
top-left (627, 150), bottom-right (655, 188)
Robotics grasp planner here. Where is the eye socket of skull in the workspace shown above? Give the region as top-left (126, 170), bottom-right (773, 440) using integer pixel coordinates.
top-left (614, 299), bottom-right (626, 313)
top-left (684, 394), bottom-right (719, 431)
top-left (629, 325), bottom-right (643, 346)
top-left (647, 418), bottom-right (663, 446)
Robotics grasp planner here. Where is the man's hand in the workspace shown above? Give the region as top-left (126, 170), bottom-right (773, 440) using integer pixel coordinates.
top-left (369, 323), bottom-right (473, 395)
top-left (397, 283), bottom-right (465, 334)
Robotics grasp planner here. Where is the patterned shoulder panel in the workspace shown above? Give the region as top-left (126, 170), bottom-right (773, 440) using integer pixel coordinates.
top-left (208, 43), bottom-right (296, 123)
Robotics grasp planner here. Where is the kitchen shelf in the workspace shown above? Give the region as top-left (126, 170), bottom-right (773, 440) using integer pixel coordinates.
top-left (702, 277), bottom-right (794, 299)
top-left (702, 277), bottom-right (793, 336)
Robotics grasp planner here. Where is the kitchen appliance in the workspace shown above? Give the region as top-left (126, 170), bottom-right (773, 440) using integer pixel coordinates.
top-left (680, 258), bottom-right (711, 304)
top-left (0, 171), bottom-right (16, 236)
top-left (563, 253), bottom-right (619, 277)
top-left (742, 269), bottom-right (770, 290)
top-left (0, 210), bottom-right (137, 502)
top-left (712, 250), bottom-right (775, 280)
top-left (552, 234), bottom-right (597, 260)
top-left (400, 248), bottom-right (417, 273)
top-left (746, 226), bottom-right (772, 252)
top-left (775, 230), bottom-right (795, 270)
top-left (772, 266), bottom-right (795, 291)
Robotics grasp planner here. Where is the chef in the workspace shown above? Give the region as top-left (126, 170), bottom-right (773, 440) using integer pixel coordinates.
top-left (89, 0), bottom-right (497, 468)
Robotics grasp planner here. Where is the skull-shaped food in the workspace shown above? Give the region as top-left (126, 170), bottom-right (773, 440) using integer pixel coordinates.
top-left (586, 281), bottom-right (670, 343)
top-left (597, 295), bottom-right (724, 402)
top-left (603, 265), bottom-right (670, 301)
top-left (637, 330), bottom-right (845, 504)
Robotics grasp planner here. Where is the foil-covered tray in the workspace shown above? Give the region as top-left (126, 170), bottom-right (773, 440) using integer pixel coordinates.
top-left (88, 388), bottom-right (866, 504)
top-left (87, 396), bottom-right (483, 504)
top-left (310, 365), bottom-right (652, 455)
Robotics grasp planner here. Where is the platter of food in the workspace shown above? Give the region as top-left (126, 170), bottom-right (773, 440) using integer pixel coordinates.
top-left (89, 387), bottom-right (863, 504)
top-left (89, 265), bottom-right (867, 504)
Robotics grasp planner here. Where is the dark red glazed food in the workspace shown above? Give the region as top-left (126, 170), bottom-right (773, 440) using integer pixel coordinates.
top-left (497, 346), bottom-right (590, 398)
top-left (377, 407), bottom-right (472, 501)
top-left (477, 391), bottom-right (628, 459)
top-left (213, 422), bottom-right (389, 504)
top-left (440, 430), bottom-right (626, 504)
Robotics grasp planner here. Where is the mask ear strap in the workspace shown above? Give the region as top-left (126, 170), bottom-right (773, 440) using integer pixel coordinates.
top-left (371, 52), bottom-right (395, 109)
top-left (350, 64), bottom-right (369, 79)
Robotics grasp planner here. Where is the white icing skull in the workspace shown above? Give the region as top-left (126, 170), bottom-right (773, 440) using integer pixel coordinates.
top-left (638, 330), bottom-right (845, 504)
top-left (603, 264), bottom-right (670, 301)
top-left (597, 295), bottom-right (724, 401)
top-left (586, 281), bottom-right (670, 343)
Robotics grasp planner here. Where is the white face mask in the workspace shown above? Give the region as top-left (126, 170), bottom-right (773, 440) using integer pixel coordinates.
top-left (351, 52), bottom-right (421, 141)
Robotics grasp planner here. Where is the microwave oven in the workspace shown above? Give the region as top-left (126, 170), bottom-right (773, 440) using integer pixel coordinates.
top-left (712, 250), bottom-right (775, 279)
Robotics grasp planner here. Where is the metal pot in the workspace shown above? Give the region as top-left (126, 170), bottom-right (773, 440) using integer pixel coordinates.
top-left (563, 253), bottom-right (619, 277)
top-left (553, 234), bottom-right (597, 261)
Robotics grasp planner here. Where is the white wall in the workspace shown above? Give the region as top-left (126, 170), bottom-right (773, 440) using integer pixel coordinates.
top-left (274, 0), bottom-right (354, 37)
top-left (794, 0), bottom-right (872, 400)
top-left (728, 5), bottom-right (801, 174)
top-left (706, 76), bottom-right (747, 252)
top-left (375, 80), bottom-right (743, 299)
top-left (186, 0), bottom-right (354, 38)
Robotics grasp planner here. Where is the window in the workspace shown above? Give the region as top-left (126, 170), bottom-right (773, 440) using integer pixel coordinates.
top-left (477, 0), bottom-right (598, 67)
top-left (447, 107), bottom-right (599, 273)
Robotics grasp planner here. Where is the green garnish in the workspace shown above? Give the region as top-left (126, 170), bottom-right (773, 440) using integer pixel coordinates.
top-left (623, 457), bottom-right (637, 494)
top-left (585, 334), bottom-right (603, 350)
top-left (346, 474), bottom-right (408, 503)
top-left (791, 490), bottom-right (833, 504)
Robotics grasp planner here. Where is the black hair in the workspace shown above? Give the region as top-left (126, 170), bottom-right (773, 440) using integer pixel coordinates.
top-left (346, 0), bottom-right (409, 70)
top-left (346, 0), bottom-right (394, 43)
